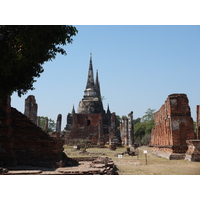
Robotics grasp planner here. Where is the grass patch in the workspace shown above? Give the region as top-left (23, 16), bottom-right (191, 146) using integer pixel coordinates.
top-left (63, 145), bottom-right (200, 175)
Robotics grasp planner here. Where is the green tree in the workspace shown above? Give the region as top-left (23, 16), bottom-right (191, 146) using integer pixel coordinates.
top-left (39, 116), bottom-right (56, 132)
top-left (0, 25), bottom-right (78, 100)
top-left (134, 121), bottom-right (146, 143)
top-left (141, 108), bottom-right (156, 122)
top-left (134, 109), bottom-right (155, 145)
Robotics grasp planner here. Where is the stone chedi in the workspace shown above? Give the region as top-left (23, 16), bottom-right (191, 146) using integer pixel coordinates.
top-left (64, 54), bottom-right (121, 146)
top-left (151, 94), bottom-right (195, 159)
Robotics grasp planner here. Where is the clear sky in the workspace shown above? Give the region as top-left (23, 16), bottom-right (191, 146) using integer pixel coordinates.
top-left (11, 25), bottom-right (200, 129)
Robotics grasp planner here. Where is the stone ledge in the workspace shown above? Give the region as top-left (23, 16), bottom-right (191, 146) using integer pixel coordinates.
top-left (152, 149), bottom-right (185, 160)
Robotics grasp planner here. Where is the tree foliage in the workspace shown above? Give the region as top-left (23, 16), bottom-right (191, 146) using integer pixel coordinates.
top-left (39, 116), bottom-right (56, 132)
top-left (0, 25), bottom-right (78, 99)
top-left (134, 108), bottom-right (155, 145)
top-left (141, 108), bottom-right (156, 122)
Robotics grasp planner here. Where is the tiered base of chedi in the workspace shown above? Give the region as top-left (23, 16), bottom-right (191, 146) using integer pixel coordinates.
top-left (0, 97), bottom-right (77, 168)
top-left (150, 94), bottom-right (200, 160)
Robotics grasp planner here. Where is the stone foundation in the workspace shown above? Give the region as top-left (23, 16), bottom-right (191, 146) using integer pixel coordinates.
top-left (152, 147), bottom-right (185, 160)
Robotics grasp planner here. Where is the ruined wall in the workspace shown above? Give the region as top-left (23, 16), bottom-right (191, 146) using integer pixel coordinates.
top-left (0, 101), bottom-right (67, 168)
top-left (66, 113), bottom-right (104, 145)
top-left (108, 112), bottom-right (121, 146)
top-left (151, 94), bottom-right (195, 155)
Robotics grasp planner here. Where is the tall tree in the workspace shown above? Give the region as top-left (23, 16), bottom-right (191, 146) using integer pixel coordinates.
top-left (134, 108), bottom-right (155, 145)
top-left (141, 108), bottom-right (156, 122)
top-left (0, 25), bottom-right (78, 100)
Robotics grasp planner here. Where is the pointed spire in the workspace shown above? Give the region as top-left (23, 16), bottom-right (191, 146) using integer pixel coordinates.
top-left (86, 53), bottom-right (95, 89)
top-left (95, 69), bottom-right (101, 98)
top-left (72, 104), bottom-right (75, 114)
top-left (107, 104), bottom-right (111, 115)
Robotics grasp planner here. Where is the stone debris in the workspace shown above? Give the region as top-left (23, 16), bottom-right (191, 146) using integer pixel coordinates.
top-left (185, 139), bottom-right (200, 161)
top-left (1, 156), bottom-right (117, 175)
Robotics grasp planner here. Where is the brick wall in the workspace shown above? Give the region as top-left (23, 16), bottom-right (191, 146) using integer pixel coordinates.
top-left (151, 94), bottom-right (195, 153)
top-left (66, 113), bottom-right (104, 145)
top-left (0, 104), bottom-right (68, 168)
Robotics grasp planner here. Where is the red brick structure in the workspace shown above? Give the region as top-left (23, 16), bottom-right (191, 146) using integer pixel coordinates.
top-left (0, 97), bottom-right (74, 168)
top-left (67, 113), bottom-right (104, 145)
top-left (151, 94), bottom-right (195, 159)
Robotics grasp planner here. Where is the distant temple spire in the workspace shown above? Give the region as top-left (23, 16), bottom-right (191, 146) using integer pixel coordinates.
top-left (72, 104), bottom-right (75, 114)
top-left (95, 69), bottom-right (101, 98)
top-left (85, 53), bottom-right (95, 90)
top-left (107, 104), bottom-right (111, 115)
top-left (78, 54), bottom-right (104, 114)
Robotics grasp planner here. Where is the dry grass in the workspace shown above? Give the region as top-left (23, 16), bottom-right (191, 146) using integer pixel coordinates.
top-left (63, 145), bottom-right (200, 175)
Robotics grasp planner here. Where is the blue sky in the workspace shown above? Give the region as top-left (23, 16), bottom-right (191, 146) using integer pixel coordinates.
top-left (11, 25), bottom-right (200, 129)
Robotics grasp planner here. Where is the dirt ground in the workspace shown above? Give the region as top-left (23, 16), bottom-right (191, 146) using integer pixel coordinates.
top-left (64, 145), bottom-right (200, 175)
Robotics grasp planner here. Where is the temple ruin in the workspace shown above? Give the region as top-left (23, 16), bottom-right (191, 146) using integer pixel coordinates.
top-left (63, 54), bottom-right (121, 146)
top-left (151, 94), bottom-right (196, 159)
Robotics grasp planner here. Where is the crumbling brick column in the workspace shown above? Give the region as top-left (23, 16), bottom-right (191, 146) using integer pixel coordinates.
top-left (56, 114), bottom-right (62, 133)
top-left (24, 95), bottom-right (38, 124)
top-left (120, 117), bottom-right (128, 145)
top-left (151, 94), bottom-right (195, 159)
top-left (128, 111), bottom-right (134, 147)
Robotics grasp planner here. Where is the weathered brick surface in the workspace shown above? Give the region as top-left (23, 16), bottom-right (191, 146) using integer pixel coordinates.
top-left (151, 94), bottom-right (195, 154)
top-left (109, 112), bottom-right (121, 146)
top-left (0, 103), bottom-right (71, 168)
top-left (65, 113), bottom-right (104, 145)
top-left (24, 95), bottom-right (38, 124)
top-left (120, 112), bottom-right (134, 146)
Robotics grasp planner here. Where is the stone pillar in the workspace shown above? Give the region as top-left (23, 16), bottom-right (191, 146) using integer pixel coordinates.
top-left (124, 118), bottom-right (128, 146)
top-left (128, 111), bottom-right (134, 147)
top-left (97, 119), bottom-right (104, 146)
top-left (24, 95), bottom-right (38, 124)
top-left (44, 118), bottom-right (48, 132)
top-left (56, 114), bottom-right (62, 132)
